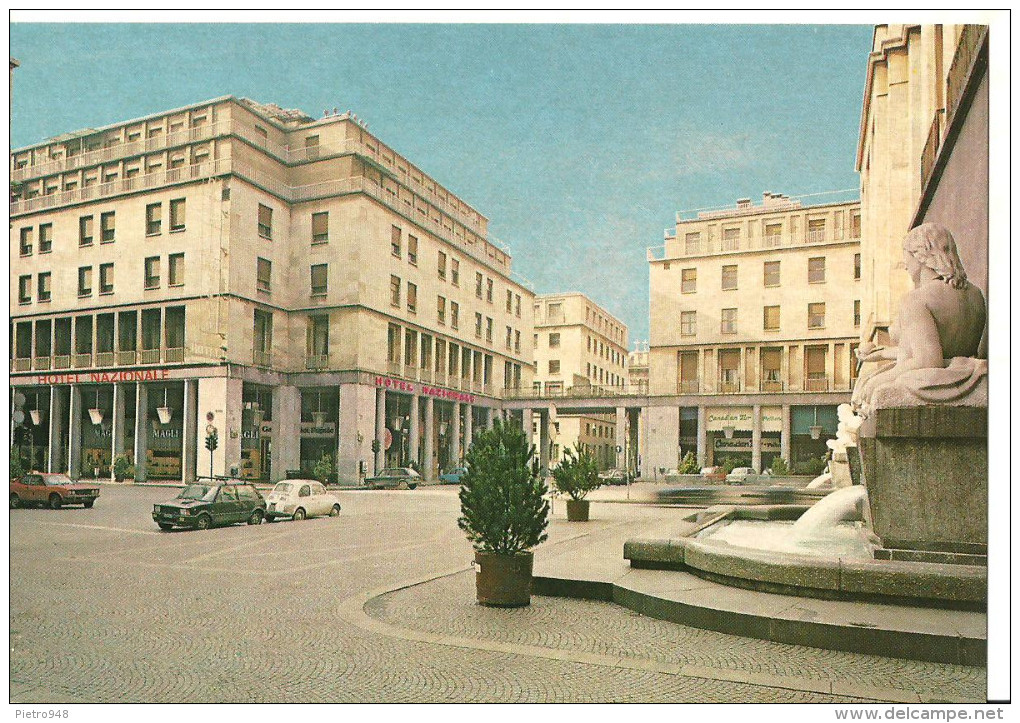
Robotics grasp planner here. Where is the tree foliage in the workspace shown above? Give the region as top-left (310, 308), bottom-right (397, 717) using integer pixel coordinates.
top-left (10, 446), bottom-right (26, 480)
top-left (768, 456), bottom-right (790, 476)
top-left (677, 451), bottom-right (700, 474)
top-left (313, 453), bottom-right (335, 484)
top-left (551, 446), bottom-right (602, 501)
top-left (458, 421), bottom-right (549, 554)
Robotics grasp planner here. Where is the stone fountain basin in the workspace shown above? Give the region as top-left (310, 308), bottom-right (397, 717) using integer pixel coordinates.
top-left (624, 505), bottom-right (986, 609)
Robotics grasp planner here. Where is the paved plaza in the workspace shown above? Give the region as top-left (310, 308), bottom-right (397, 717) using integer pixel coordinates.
top-left (9, 485), bottom-right (985, 704)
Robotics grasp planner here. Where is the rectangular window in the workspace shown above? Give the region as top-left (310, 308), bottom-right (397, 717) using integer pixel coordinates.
top-left (764, 260), bottom-right (781, 287)
top-left (256, 257), bottom-right (272, 292)
top-left (99, 263), bottom-right (114, 294)
top-left (764, 305), bottom-right (780, 331)
top-left (311, 212), bottom-right (329, 243)
top-left (722, 227), bottom-right (740, 250)
top-left (307, 315), bottom-right (329, 357)
top-left (486, 277), bottom-right (493, 303)
top-left (450, 301), bottom-right (459, 329)
top-left (474, 312), bottom-right (482, 338)
top-left (549, 360), bottom-right (560, 374)
top-left (721, 264), bottom-right (738, 290)
top-left (807, 218), bottom-right (826, 243)
top-left (310, 264), bottom-right (328, 296)
top-left (505, 326), bottom-right (512, 350)
top-left (514, 330), bottom-right (521, 354)
top-left (437, 296), bottom-right (446, 324)
top-left (80, 215), bottom-right (95, 245)
top-left (391, 225), bottom-right (402, 257)
top-left (39, 223), bottom-right (53, 253)
top-left (506, 289), bottom-right (513, 313)
top-left (19, 227), bottom-right (33, 256)
top-left (18, 275), bottom-right (31, 304)
top-left (854, 252), bottom-right (862, 280)
top-left (144, 257), bottom-right (160, 289)
top-left (438, 251), bottom-right (447, 280)
top-left (850, 212), bottom-right (861, 239)
top-left (681, 268), bottom-right (697, 294)
top-left (254, 309), bottom-right (273, 356)
top-left (78, 266), bottom-right (93, 297)
top-left (808, 302), bottom-right (826, 329)
top-left (407, 235), bottom-right (418, 265)
top-left (169, 198), bottom-right (186, 231)
top-left (475, 272), bottom-right (483, 299)
top-left (808, 256), bottom-right (826, 283)
top-left (37, 272), bottom-right (51, 302)
top-left (763, 223), bottom-right (782, 247)
top-left (258, 204), bottom-right (273, 239)
top-left (485, 317), bottom-right (493, 343)
top-left (98, 211), bottom-right (115, 243)
top-left (390, 276), bottom-right (401, 307)
top-left (680, 310), bottom-right (696, 336)
top-left (549, 332), bottom-right (561, 348)
top-left (854, 299), bottom-right (861, 327)
top-left (451, 258), bottom-right (460, 286)
top-left (169, 253), bottom-right (185, 287)
top-left (387, 323), bottom-right (401, 363)
top-left (407, 282), bottom-right (417, 313)
top-left (806, 346), bottom-right (827, 387)
top-left (515, 294), bottom-right (521, 317)
top-left (721, 308), bottom-right (737, 334)
top-left (684, 232), bottom-right (701, 254)
top-left (145, 204), bottom-right (161, 236)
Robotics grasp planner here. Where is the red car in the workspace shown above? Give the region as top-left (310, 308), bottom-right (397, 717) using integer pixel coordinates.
top-left (10, 473), bottom-right (100, 509)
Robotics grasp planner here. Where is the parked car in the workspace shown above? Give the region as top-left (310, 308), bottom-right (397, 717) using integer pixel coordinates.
top-left (364, 467), bottom-right (421, 490)
top-left (699, 466), bottom-right (728, 482)
top-left (152, 479), bottom-right (266, 531)
top-left (598, 468), bottom-right (630, 485)
top-left (726, 467), bottom-right (762, 484)
top-left (264, 480), bottom-right (341, 522)
top-left (10, 473), bottom-right (99, 509)
top-left (438, 467), bottom-right (467, 485)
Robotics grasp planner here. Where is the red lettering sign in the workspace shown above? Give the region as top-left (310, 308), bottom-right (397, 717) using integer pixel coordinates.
top-left (32, 369), bottom-right (174, 385)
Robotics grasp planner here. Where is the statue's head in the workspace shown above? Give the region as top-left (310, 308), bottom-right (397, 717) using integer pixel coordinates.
top-left (902, 223), bottom-right (968, 289)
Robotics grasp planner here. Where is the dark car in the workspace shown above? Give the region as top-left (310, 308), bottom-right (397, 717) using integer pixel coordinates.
top-left (10, 473), bottom-right (99, 509)
top-left (152, 479), bottom-right (266, 531)
top-left (364, 467), bottom-right (420, 490)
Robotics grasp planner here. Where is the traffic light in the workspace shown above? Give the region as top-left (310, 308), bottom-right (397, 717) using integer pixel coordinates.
top-left (371, 439), bottom-right (380, 454)
top-left (205, 427), bottom-right (219, 453)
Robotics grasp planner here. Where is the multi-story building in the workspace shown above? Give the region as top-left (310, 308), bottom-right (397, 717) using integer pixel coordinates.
top-left (646, 193), bottom-right (862, 473)
top-left (626, 342), bottom-right (649, 395)
top-left (9, 96), bottom-right (533, 485)
top-left (531, 293), bottom-right (629, 469)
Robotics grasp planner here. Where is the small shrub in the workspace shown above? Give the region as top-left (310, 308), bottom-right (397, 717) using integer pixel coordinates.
top-left (551, 446), bottom-right (602, 501)
top-left (769, 457), bottom-right (790, 476)
top-left (677, 451), bottom-right (699, 474)
top-left (721, 458), bottom-right (739, 474)
top-left (313, 454), bottom-right (335, 484)
top-left (10, 447), bottom-right (26, 480)
top-left (113, 454), bottom-right (133, 481)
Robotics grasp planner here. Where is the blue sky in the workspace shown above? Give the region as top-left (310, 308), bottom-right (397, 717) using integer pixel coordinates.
top-left (10, 22), bottom-right (873, 343)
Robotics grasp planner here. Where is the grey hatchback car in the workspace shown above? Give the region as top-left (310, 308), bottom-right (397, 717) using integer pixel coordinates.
top-left (152, 479), bottom-right (267, 530)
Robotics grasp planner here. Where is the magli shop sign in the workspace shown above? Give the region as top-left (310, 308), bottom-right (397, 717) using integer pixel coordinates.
top-left (374, 376), bottom-right (476, 404)
top-left (33, 369), bottom-right (172, 385)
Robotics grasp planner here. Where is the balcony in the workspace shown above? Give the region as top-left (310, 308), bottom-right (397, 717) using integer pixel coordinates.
top-left (140, 349), bottom-right (161, 364)
top-left (678, 380), bottom-right (700, 394)
top-left (53, 355), bottom-right (71, 370)
top-left (805, 377), bottom-right (829, 392)
top-left (718, 381), bottom-right (741, 394)
top-left (12, 358), bottom-right (32, 372)
top-left (33, 356), bottom-right (51, 371)
top-left (74, 353), bottom-right (93, 368)
top-left (94, 351), bottom-right (116, 367)
top-left (117, 350), bottom-right (137, 365)
top-left (253, 350), bottom-right (272, 368)
top-left (164, 347), bottom-right (185, 363)
top-left (806, 230), bottom-right (827, 244)
top-left (306, 354), bottom-right (329, 370)
top-left (761, 380), bottom-right (784, 393)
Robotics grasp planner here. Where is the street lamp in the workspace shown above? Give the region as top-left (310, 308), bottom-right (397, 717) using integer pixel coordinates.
top-left (156, 387), bottom-right (173, 424)
top-left (722, 425), bottom-right (735, 440)
top-left (809, 406), bottom-right (822, 440)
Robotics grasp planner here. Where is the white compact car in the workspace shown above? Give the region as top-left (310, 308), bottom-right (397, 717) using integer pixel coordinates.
top-left (264, 480), bottom-right (341, 522)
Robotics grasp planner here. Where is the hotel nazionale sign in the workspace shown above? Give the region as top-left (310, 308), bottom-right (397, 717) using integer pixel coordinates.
top-left (30, 369), bottom-right (173, 385)
top-left (374, 376), bottom-right (476, 404)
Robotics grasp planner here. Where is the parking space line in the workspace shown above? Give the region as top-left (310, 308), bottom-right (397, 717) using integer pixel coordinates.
top-left (36, 522), bottom-right (160, 536)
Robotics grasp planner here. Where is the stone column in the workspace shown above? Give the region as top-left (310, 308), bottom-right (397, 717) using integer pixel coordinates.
top-left (485, 406), bottom-right (494, 430)
top-left (463, 404), bottom-right (473, 453)
top-left (751, 404), bottom-right (762, 473)
top-left (338, 383), bottom-right (376, 486)
top-left (111, 382), bottom-right (127, 480)
top-left (47, 385), bottom-right (65, 473)
top-left (374, 387), bottom-right (386, 474)
top-left (696, 406), bottom-right (708, 466)
top-left (408, 393), bottom-right (420, 467)
top-left (450, 401), bottom-right (462, 467)
top-left (269, 385), bottom-right (300, 483)
top-left (781, 404), bottom-right (791, 464)
top-left (538, 410), bottom-right (550, 475)
top-left (181, 379), bottom-right (199, 484)
top-left (67, 385), bottom-right (82, 480)
top-left (133, 384), bottom-right (148, 482)
top-left (828, 341), bottom-right (837, 391)
top-left (422, 397), bottom-right (434, 481)
top-left (639, 405), bottom-right (650, 478)
top-left (615, 406), bottom-right (626, 470)
top-left (521, 406), bottom-right (533, 443)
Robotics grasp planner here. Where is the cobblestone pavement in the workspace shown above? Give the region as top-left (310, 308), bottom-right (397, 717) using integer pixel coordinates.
top-left (9, 486), bottom-right (985, 704)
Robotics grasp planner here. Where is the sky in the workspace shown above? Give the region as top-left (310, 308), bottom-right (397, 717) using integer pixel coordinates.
top-left (9, 21), bottom-right (873, 344)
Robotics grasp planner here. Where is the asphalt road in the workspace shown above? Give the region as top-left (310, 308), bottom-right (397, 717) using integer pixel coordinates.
top-left (9, 485), bottom-right (984, 704)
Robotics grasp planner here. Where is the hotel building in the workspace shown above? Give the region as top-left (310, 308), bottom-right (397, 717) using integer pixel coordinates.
top-left (10, 97), bottom-right (532, 485)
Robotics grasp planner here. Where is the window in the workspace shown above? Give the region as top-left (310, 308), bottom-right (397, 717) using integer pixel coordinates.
top-left (169, 253), bottom-right (185, 287)
top-left (311, 212), bottom-right (329, 243)
top-left (764, 260), bottom-right (781, 287)
top-left (38, 272), bottom-right (51, 302)
top-left (721, 308), bottom-right (737, 334)
top-left (451, 258), bottom-right (460, 286)
top-left (254, 309), bottom-right (273, 357)
top-left (681, 268), bottom-right (697, 294)
top-left (764, 223), bottom-right (782, 247)
top-left (407, 282), bottom-right (417, 313)
top-left (506, 289), bottom-right (513, 313)
top-left (721, 264), bottom-right (738, 290)
top-left (145, 204), bottom-right (161, 236)
top-left (19, 227), bottom-right (33, 255)
top-left (450, 301), bottom-right (459, 329)
top-left (310, 264), bottom-right (328, 296)
top-left (475, 272), bottom-right (483, 299)
top-left (256, 257), bottom-right (272, 292)
top-left (808, 302), bottom-right (826, 329)
top-left (808, 256), bottom-right (826, 283)
top-left (18, 275), bottom-right (31, 304)
top-left (505, 326), bottom-right (512, 350)
top-left (549, 332), bottom-right (561, 348)
top-left (485, 317), bottom-right (493, 343)
top-left (515, 330), bottom-right (520, 354)
top-left (407, 235), bottom-right (418, 265)
top-left (387, 323), bottom-right (401, 363)
top-left (854, 299), bottom-right (861, 327)
top-left (549, 360), bottom-right (560, 374)
top-left (486, 278), bottom-right (493, 303)
top-left (258, 204), bottom-right (273, 239)
top-left (437, 296), bottom-right (446, 324)
top-left (722, 227), bottom-right (740, 250)
top-left (100, 211), bottom-right (116, 243)
top-left (474, 312), bottom-right (482, 338)
top-left (169, 198), bottom-right (186, 231)
top-left (515, 294), bottom-right (521, 317)
top-left (807, 218), bottom-right (826, 243)
top-left (680, 311), bottom-right (696, 336)
top-left (80, 215), bottom-right (95, 245)
top-left (39, 223), bottom-right (52, 253)
top-left (391, 225), bottom-right (402, 257)
top-left (548, 302), bottom-right (564, 322)
top-left (255, 125), bottom-right (268, 141)
top-left (850, 212), bottom-right (861, 239)
top-left (684, 232), bottom-right (701, 254)
top-left (390, 276), bottom-right (401, 307)
top-left (764, 305), bottom-right (780, 331)
top-left (854, 253), bottom-right (862, 280)
top-left (78, 266), bottom-right (93, 297)
top-left (438, 251), bottom-right (447, 279)
top-left (96, 263), bottom-right (114, 295)
top-left (144, 257), bottom-right (160, 289)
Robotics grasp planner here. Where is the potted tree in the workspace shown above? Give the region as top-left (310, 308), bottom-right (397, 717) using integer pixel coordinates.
top-left (551, 446), bottom-right (602, 521)
top-left (458, 421), bottom-right (549, 607)
top-left (112, 454), bottom-right (133, 483)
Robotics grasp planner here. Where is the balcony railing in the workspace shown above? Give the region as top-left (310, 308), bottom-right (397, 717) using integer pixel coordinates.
top-left (306, 354), bottom-right (329, 370)
top-left (12, 358), bottom-right (32, 372)
top-left (164, 347), bottom-right (185, 363)
top-left (805, 377), bottom-right (829, 392)
top-left (678, 380), bottom-right (700, 394)
top-left (74, 353), bottom-right (92, 368)
top-left (140, 349), bottom-right (161, 364)
top-left (761, 380), bottom-right (784, 392)
top-left (117, 350), bottom-right (137, 365)
top-left (95, 351), bottom-right (115, 367)
top-left (719, 381), bottom-right (741, 393)
top-left (33, 356), bottom-right (51, 371)
top-left (53, 355), bottom-right (71, 369)
top-left (253, 350), bottom-right (272, 367)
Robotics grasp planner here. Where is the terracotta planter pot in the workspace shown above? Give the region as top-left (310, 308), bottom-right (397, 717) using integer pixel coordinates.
top-left (566, 499), bottom-right (590, 522)
top-left (474, 550), bottom-right (533, 607)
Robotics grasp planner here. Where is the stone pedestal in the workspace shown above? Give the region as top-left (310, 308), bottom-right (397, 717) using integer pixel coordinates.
top-left (858, 406), bottom-right (987, 555)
